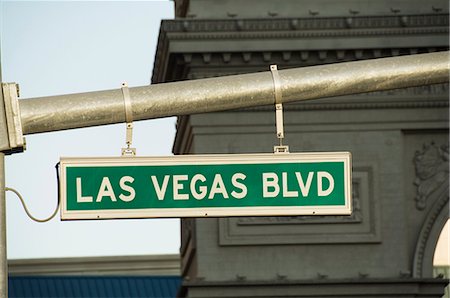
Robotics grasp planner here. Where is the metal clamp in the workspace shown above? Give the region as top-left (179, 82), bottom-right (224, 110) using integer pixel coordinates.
top-left (1, 83), bottom-right (25, 154)
top-left (270, 65), bottom-right (289, 154)
top-left (121, 83), bottom-right (136, 156)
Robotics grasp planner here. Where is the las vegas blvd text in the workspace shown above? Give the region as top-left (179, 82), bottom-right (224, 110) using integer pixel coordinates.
top-left (76, 171), bottom-right (336, 203)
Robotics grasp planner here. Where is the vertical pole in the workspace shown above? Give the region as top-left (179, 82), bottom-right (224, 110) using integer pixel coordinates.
top-left (0, 24), bottom-right (7, 298)
top-left (0, 152), bottom-right (6, 297)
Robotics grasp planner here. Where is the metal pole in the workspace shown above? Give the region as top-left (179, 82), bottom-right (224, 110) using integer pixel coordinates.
top-left (19, 51), bottom-right (449, 135)
top-left (0, 153), bottom-right (7, 298)
top-left (0, 34), bottom-right (8, 298)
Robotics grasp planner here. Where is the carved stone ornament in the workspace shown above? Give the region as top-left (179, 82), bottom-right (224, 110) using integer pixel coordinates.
top-left (414, 142), bottom-right (449, 210)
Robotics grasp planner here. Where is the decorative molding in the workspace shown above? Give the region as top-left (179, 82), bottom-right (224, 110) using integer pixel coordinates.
top-left (236, 181), bottom-right (362, 226)
top-left (413, 142), bottom-right (449, 210)
top-left (241, 98), bottom-right (449, 113)
top-left (152, 14), bottom-right (448, 83)
top-left (171, 48), bottom-right (447, 70)
top-left (183, 49), bottom-right (448, 68)
top-left (168, 28), bottom-right (448, 41)
top-left (161, 14), bottom-right (448, 32)
top-left (180, 278), bottom-right (450, 297)
top-left (219, 166), bottom-right (381, 245)
top-left (242, 52), bottom-right (252, 62)
top-left (222, 53), bottom-right (231, 63)
top-left (412, 190), bottom-right (449, 277)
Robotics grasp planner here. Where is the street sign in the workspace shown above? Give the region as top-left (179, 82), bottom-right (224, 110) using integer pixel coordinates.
top-left (60, 152), bottom-right (352, 220)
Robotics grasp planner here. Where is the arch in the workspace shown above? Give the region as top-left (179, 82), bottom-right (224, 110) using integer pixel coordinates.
top-left (413, 184), bottom-right (449, 278)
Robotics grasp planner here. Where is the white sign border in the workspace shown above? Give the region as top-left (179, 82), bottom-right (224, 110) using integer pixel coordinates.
top-left (60, 152), bottom-right (352, 220)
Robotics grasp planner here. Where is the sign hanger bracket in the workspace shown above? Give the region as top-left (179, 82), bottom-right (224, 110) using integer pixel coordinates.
top-left (121, 83), bottom-right (136, 156)
top-left (270, 65), bottom-right (289, 154)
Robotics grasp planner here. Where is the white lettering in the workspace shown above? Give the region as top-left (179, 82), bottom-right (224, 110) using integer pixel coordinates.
top-left (282, 172), bottom-right (298, 197)
top-left (173, 175), bottom-right (189, 200)
top-left (208, 174), bottom-right (229, 199)
top-left (295, 172), bottom-right (314, 197)
top-left (96, 177), bottom-right (117, 202)
top-left (262, 172), bottom-right (279, 198)
top-left (76, 177), bottom-right (93, 203)
top-left (119, 176), bottom-right (135, 202)
top-left (231, 173), bottom-right (247, 199)
top-left (190, 174), bottom-right (207, 200)
top-left (318, 171), bottom-right (334, 196)
top-left (151, 175), bottom-right (170, 201)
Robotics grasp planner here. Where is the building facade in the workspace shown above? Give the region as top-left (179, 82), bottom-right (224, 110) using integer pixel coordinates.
top-left (151, 0), bottom-right (449, 297)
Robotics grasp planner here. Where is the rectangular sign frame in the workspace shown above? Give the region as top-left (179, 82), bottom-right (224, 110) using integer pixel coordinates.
top-left (60, 152), bottom-right (352, 220)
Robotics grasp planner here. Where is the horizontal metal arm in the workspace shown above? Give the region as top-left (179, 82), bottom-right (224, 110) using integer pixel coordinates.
top-left (19, 51), bottom-right (449, 135)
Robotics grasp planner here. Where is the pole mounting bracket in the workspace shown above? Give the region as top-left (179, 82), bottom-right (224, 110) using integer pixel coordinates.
top-left (121, 83), bottom-right (136, 156)
top-left (270, 65), bottom-right (289, 154)
top-left (1, 83), bottom-right (25, 154)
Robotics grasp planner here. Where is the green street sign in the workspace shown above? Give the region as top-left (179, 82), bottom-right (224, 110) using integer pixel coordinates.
top-left (60, 152), bottom-right (352, 220)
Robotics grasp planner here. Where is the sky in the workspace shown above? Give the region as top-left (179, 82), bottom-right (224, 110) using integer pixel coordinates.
top-left (0, 0), bottom-right (448, 264)
top-left (1, 0), bottom-right (179, 259)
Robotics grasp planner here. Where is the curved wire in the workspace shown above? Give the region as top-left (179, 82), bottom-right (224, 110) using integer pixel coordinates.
top-left (4, 162), bottom-right (60, 223)
top-left (5, 187), bottom-right (60, 223)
